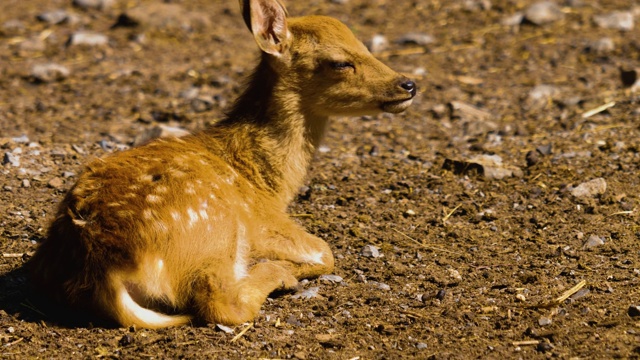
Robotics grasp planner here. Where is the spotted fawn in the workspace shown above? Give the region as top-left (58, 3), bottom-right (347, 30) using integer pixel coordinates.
top-left (28, 0), bottom-right (417, 328)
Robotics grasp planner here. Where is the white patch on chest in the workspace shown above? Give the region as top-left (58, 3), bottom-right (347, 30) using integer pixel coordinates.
top-left (233, 223), bottom-right (249, 281)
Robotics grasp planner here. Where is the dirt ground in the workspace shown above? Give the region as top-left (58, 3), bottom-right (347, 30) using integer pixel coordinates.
top-left (1, 0), bottom-right (640, 358)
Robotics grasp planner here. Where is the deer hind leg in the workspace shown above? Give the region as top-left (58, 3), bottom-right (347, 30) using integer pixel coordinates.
top-left (254, 217), bottom-right (335, 280)
top-left (192, 261), bottom-right (298, 325)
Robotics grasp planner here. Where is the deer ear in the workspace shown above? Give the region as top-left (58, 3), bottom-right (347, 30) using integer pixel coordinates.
top-left (239, 0), bottom-right (291, 56)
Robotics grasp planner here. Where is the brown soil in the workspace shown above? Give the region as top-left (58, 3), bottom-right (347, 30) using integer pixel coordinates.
top-left (2, 0), bottom-right (640, 358)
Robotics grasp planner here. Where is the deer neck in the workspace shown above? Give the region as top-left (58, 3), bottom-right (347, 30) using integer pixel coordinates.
top-left (207, 57), bottom-right (329, 206)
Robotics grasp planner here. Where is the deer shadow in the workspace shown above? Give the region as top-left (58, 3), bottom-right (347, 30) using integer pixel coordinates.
top-left (0, 263), bottom-right (113, 328)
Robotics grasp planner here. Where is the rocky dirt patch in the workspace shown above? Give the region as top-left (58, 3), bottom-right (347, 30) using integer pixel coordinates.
top-left (1, 0), bottom-right (640, 358)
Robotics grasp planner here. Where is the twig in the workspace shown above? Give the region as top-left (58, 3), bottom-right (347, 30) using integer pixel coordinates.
top-left (581, 101), bottom-right (616, 119)
top-left (531, 280), bottom-right (587, 309)
top-left (290, 213), bottom-right (314, 218)
top-left (392, 228), bottom-right (463, 256)
top-left (378, 47), bottom-right (427, 59)
top-left (230, 323), bottom-right (254, 342)
top-left (442, 204), bottom-right (462, 223)
top-left (512, 340), bottom-right (540, 346)
top-left (608, 210), bottom-right (634, 217)
top-left (2, 253), bottom-right (24, 258)
top-left (4, 337), bottom-right (24, 347)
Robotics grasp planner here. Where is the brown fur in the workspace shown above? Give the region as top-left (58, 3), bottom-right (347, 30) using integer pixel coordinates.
top-left (28, 0), bottom-right (416, 329)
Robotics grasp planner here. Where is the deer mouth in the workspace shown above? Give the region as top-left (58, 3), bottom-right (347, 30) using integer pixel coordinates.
top-left (381, 98), bottom-right (414, 113)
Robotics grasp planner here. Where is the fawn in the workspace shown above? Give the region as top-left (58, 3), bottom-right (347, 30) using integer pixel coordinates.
top-left (28, 0), bottom-right (416, 329)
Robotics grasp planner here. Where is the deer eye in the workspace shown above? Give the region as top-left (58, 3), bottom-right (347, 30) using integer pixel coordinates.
top-left (329, 61), bottom-right (355, 71)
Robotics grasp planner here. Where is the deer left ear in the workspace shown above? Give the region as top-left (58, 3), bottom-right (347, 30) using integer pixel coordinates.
top-left (239, 0), bottom-right (291, 57)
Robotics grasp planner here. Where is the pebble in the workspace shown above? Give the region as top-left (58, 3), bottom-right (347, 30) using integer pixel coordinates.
top-left (502, 13), bottom-right (524, 26)
top-left (416, 342), bottom-right (428, 350)
top-left (37, 9), bottom-right (70, 25)
top-left (285, 314), bottom-right (303, 327)
top-left (12, 135), bottom-right (29, 144)
top-left (448, 101), bottom-right (496, 135)
top-left (538, 317), bottom-right (552, 326)
top-left (620, 68), bottom-right (640, 89)
top-left (593, 11), bottom-right (634, 31)
top-left (525, 150), bottom-right (540, 167)
top-left (443, 155), bottom-right (523, 180)
top-left (463, 0), bottom-right (492, 11)
top-left (115, 3), bottom-right (211, 32)
top-left (361, 245), bottom-right (381, 258)
top-left (73, 0), bottom-right (114, 10)
top-left (404, 209), bottom-right (416, 217)
top-left (68, 31), bottom-right (109, 46)
top-left (447, 268), bottom-right (462, 281)
top-left (31, 63), bottom-right (70, 83)
top-left (1, 19), bottom-right (25, 36)
top-left (589, 37), bottom-right (615, 54)
top-left (584, 235), bottom-right (604, 248)
top-left (628, 306), bottom-right (640, 317)
top-left (536, 342), bottom-right (554, 352)
top-left (524, 2), bottom-right (564, 25)
top-left (21, 179), bottom-right (30, 188)
top-left (3, 152), bottom-right (20, 167)
top-left (369, 281), bottom-right (391, 291)
top-left (291, 287), bottom-right (320, 300)
top-left (570, 178), bottom-right (607, 198)
top-left (318, 274), bottom-right (343, 283)
top-left (190, 97), bottom-right (214, 113)
top-left (367, 34), bottom-right (389, 54)
top-left (395, 32), bottom-right (435, 46)
top-left (527, 84), bottom-right (561, 108)
top-left (48, 177), bottom-right (64, 189)
top-left (62, 171), bottom-right (76, 178)
top-left (215, 324), bottom-right (234, 334)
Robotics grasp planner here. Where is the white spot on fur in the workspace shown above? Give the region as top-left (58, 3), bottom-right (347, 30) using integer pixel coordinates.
top-left (146, 194), bottom-right (161, 203)
top-left (185, 182), bottom-right (196, 195)
top-left (171, 211), bottom-right (181, 221)
top-left (143, 209), bottom-right (154, 219)
top-left (234, 223), bottom-right (249, 280)
top-left (72, 219), bottom-right (87, 227)
top-left (300, 251), bottom-right (325, 265)
top-left (107, 202), bottom-right (122, 207)
top-left (124, 193), bottom-right (137, 199)
top-left (187, 208), bottom-right (199, 228)
top-left (155, 185), bottom-right (168, 194)
top-left (139, 174), bottom-right (154, 182)
top-left (156, 221), bottom-right (168, 233)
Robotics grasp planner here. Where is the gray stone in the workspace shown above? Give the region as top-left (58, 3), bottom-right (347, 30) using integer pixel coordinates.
top-left (524, 2), bottom-right (564, 25)
top-left (68, 31), bottom-right (109, 46)
top-left (594, 11), bottom-right (634, 31)
top-left (361, 245), bottom-right (381, 258)
top-left (443, 155), bottom-right (523, 180)
top-left (291, 287), bottom-right (320, 300)
top-left (502, 12), bottom-right (524, 26)
top-left (589, 37), bottom-right (615, 53)
top-left (37, 9), bottom-right (70, 25)
top-left (584, 235), bottom-right (604, 248)
top-left (11, 135), bottom-right (29, 144)
top-left (538, 317), bottom-right (552, 326)
top-left (115, 3), bottom-right (211, 32)
top-left (318, 274), bottom-right (343, 283)
top-left (367, 34), bottom-right (389, 54)
top-left (396, 32), bottom-right (435, 46)
top-left (3, 152), bottom-right (20, 167)
top-left (571, 178), bottom-right (607, 198)
top-left (416, 342), bottom-right (428, 350)
top-left (73, 0), bottom-right (114, 10)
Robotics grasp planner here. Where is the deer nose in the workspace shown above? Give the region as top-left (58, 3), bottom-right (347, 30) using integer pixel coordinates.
top-left (400, 80), bottom-right (417, 97)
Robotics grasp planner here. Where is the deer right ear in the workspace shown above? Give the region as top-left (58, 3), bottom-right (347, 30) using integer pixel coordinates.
top-left (239, 0), bottom-right (291, 57)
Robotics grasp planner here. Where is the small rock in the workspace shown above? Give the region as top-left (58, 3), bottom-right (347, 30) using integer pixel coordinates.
top-left (291, 287), bottom-right (320, 300)
top-left (21, 179), bottom-right (30, 188)
top-left (37, 9), bottom-right (70, 25)
top-left (361, 245), bottom-right (381, 258)
top-left (588, 37), bottom-right (615, 54)
top-left (6, 326), bottom-right (15, 334)
top-left (31, 63), bottom-right (70, 83)
top-left (404, 209), bottom-right (416, 217)
top-left (215, 324), bottom-right (234, 334)
top-left (463, 0), bottom-right (492, 11)
top-left (367, 34), bottom-right (389, 54)
top-left (536, 144), bottom-right (553, 156)
top-left (285, 314), bottom-right (304, 327)
top-left (62, 171), bottom-right (76, 178)
top-left (628, 305), bottom-right (640, 317)
top-left (502, 12), bottom-right (524, 26)
top-left (3, 152), bottom-right (20, 167)
top-left (569, 288), bottom-right (590, 301)
top-left (416, 342), bottom-right (428, 350)
top-left (443, 155), bottom-right (523, 180)
top-left (73, 0), bottom-right (114, 10)
top-left (68, 31), bottom-right (109, 46)
top-left (527, 84), bottom-right (561, 109)
top-left (48, 177), bottom-right (64, 189)
top-left (571, 178), bottom-right (607, 198)
top-left (118, 334), bottom-right (134, 346)
top-left (369, 281), bottom-right (391, 291)
top-left (11, 135), bottom-right (29, 144)
top-left (1, 19), bottom-right (25, 36)
top-left (318, 274), bottom-right (343, 283)
top-left (584, 235), bottom-right (605, 248)
top-left (133, 125), bottom-right (190, 146)
top-left (190, 97), bottom-right (215, 113)
top-left (447, 268), bottom-right (462, 281)
top-left (538, 317), bottom-right (552, 326)
top-left (179, 87), bottom-right (200, 100)
top-left (293, 351), bottom-right (307, 360)
top-left (516, 294), bottom-right (526, 302)
top-left (523, 2), bottom-right (564, 25)
top-left (448, 101), bottom-right (497, 136)
top-left (395, 32), bottom-right (435, 46)
top-left (594, 11), bottom-right (634, 31)
top-left (525, 150), bottom-right (540, 167)
top-left (536, 341), bottom-right (554, 352)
